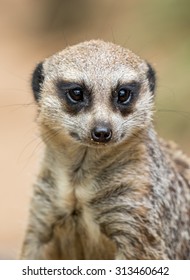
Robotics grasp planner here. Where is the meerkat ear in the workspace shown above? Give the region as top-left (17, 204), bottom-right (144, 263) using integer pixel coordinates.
top-left (31, 62), bottom-right (44, 102)
top-left (146, 63), bottom-right (156, 94)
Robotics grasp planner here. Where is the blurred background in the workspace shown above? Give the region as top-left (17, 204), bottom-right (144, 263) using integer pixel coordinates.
top-left (0, 0), bottom-right (190, 259)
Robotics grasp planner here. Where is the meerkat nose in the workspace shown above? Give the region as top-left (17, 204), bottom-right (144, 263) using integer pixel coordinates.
top-left (91, 125), bottom-right (112, 143)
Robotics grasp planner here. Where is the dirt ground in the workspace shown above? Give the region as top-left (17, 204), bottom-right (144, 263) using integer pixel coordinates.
top-left (0, 1), bottom-right (189, 260)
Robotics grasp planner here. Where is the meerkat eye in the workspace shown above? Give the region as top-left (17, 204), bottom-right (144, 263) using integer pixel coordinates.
top-left (67, 88), bottom-right (84, 103)
top-left (117, 88), bottom-right (132, 104)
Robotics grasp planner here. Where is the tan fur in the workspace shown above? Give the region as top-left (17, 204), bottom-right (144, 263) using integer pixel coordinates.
top-left (20, 40), bottom-right (190, 259)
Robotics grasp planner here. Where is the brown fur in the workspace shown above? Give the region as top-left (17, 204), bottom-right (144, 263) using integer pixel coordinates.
top-left (20, 40), bottom-right (190, 259)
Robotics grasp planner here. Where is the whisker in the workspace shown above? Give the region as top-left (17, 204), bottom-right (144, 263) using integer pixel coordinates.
top-left (21, 129), bottom-right (63, 170)
top-left (0, 102), bottom-right (35, 109)
top-left (157, 109), bottom-right (190, 119)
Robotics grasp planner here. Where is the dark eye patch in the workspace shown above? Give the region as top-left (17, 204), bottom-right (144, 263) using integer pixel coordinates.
top-left (56, 80), bottom-right (92, 114)
top-left (111, 81), bottom-right (141, 116)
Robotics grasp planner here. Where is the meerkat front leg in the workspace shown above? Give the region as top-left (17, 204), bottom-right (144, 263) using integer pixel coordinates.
top-left (91, 187), bottom-right (164, 260)
top-left (20, 170), bottom-right (59, 260)
top-left (101, 208), bottom-right (162, 260)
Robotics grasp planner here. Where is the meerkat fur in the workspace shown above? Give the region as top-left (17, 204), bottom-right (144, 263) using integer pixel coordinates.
top-left (20, 40), bottom-right (190, 259)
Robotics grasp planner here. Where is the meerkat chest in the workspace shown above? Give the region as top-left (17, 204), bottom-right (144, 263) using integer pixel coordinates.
top-left (54, 166), bottom-right (104, 258)
top-left (55, 166), bottom-right (97, 226)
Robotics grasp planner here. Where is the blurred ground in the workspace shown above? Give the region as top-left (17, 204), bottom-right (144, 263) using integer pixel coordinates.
top-left (0, 0), bottom-right (190, 259)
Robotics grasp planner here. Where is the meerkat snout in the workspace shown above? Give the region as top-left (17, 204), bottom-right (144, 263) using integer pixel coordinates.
top-left (91, 123), bottom-right (112, 143)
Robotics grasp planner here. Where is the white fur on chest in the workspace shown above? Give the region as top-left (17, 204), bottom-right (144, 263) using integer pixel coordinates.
top-left (54, 163), bottom-right (100, 242)
top-left (55, 163), bottom-right (93, 209)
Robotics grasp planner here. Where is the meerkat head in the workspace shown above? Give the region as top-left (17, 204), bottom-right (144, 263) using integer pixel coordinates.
top-left (31, 40), bottom-right (156, 148)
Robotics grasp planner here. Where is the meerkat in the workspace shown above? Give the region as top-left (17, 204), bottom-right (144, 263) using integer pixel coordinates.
top-left (20, 40), bottom-right (190, 260)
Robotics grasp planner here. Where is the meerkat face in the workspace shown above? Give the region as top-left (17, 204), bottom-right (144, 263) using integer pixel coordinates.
top-left (32, 40), bottom-right (156, 148)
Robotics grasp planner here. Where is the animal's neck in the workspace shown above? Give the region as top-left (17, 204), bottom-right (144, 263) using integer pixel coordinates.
top-left (44, 125), bottom-right (154, 182)
top-left (49, 142), bottom-right (113, 174)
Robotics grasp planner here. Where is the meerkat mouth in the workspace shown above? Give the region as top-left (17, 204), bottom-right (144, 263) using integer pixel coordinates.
top-left (90, 138), bottom-right (109, 146)
top-left (70, 130), bottom-right (113, 147)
